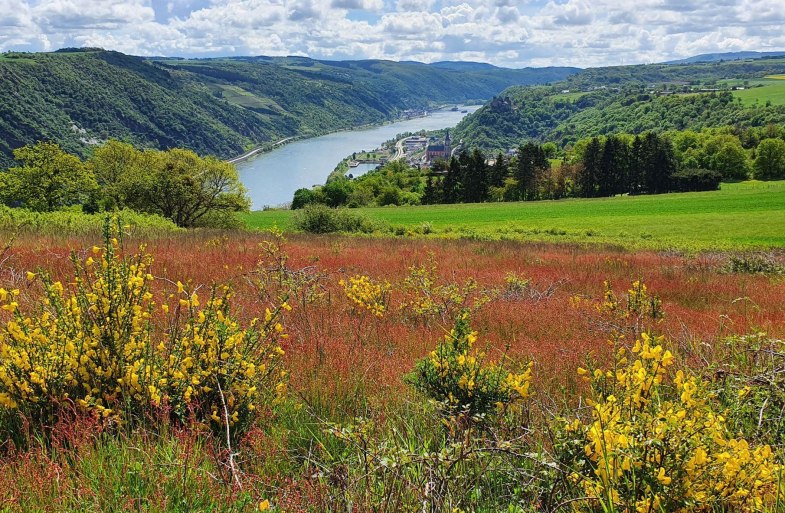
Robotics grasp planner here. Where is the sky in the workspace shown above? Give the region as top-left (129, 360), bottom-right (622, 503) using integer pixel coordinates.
top-left (1, 0), bottom-right (784, 68)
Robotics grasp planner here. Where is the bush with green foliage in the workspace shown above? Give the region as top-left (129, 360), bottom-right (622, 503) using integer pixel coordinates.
top-left (291, 204), bottom-right (387, 234)
top-left (0, 206), bottom-right (179, 236)
top-left (1, 140), bottom-right (251, 228)
top-left (291, 188), bottom-right (318, 209)
top-left (670, 168), bottom-right (722, 191)
top-left (754, 138), bottom-right (785, 180)
top-left (408, 312), bottom-right (533, 420)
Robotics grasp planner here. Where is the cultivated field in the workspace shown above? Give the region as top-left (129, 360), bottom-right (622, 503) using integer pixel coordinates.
top-left (731, 75), bottom-right (785, 106)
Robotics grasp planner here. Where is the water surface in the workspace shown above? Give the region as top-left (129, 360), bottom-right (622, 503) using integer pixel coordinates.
top-left (237, 107), bottom-right (479, 209)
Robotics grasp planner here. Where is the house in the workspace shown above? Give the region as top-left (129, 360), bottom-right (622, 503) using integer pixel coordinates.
top-left (404, 136), bottom-right (429, 152)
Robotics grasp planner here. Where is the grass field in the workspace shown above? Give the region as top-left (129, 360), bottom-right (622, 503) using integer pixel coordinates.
top-left (242, 181), bottom-right (785, 250)
top-left (731, 75), bottom-right (785, 106)
top-left (551, 90), bottom-right (588, 101)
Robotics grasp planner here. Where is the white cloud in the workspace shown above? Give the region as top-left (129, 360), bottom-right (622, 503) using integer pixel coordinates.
top-left (33, 0), bottom-right (155, 29)
top-left (396, 0), bottom-right (433, 11)
top-left (0, 0), bottom-right (782, 68)
top-left (331, 0), bottom-right (383, 10)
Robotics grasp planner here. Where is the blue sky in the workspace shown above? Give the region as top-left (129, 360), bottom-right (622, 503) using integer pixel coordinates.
top-left (1, 1), bottom-right (783, 67)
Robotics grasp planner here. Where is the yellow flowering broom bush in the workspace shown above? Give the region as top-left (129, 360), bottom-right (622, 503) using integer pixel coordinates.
top-left (408, 312), bottom-right (533, 420)
top-left (560, 333), bottom-right (781, 513)
top-left (340, 274), bottom-right (390, 318)
top-left (0, 219), bottom-right (287, 441)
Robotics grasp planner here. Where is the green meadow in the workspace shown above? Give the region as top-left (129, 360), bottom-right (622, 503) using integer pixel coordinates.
top-left (242, 181), bottom-right (785, 250)
top-left (731, 75), bottom-right (785, 106)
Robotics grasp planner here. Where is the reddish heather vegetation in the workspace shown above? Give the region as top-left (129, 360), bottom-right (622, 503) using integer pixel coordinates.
top-left (4, 232), bottom-right (782, 403)
top-left (1, 230), bottom-right (784, 512)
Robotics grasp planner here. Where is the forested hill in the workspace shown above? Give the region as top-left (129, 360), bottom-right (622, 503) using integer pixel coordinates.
top-left (0, 49), bottom-right (577, 167)
top-left (453, 57), bottom-right (785, 151)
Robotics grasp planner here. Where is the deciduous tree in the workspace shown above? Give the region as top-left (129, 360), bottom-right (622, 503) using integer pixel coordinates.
top-left (3, 142), bottom-right (97, 211)
top-left (753, 138), bottom-right (785, 180)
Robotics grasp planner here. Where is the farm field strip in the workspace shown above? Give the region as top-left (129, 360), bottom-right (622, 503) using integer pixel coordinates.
top-left (732, 77), bottom-right (785, 105)
top-left (243, 181), bottom-right (785, 250)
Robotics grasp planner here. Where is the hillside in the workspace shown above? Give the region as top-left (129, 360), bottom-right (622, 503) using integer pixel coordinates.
top-left (453, 57), bottom-right (785, 150)
top-left (0, 49), bottom-right (577, 167)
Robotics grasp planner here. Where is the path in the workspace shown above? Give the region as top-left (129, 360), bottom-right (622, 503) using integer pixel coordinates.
top-left (227, 137), bottom-right (295, 164)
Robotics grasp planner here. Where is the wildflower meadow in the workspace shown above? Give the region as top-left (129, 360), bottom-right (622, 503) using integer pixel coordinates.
top-left (0, 219), bottom-right (783, 511)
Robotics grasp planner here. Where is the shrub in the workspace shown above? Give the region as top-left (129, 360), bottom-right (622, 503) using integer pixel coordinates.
top-left (723, 254), bottom-right (785, 275)
top-left (0, 206), bottom-right (180, 236)
top-left (670, 168), bottom-right (722, 192)
top-left (291, 204), bottom-right (386, 234)
top-left (408, 312), bottom-right (533, 420)
top-left (0, 218), bottom-right (287, 441)
top-left (321, 178), bottom-right (353, 207)
top-left (400, 256), bottom-right (492, 323)
top-left (291, 188), bottom-right (316, 210)
top-left (571, 280), bottom-right (663, 339)
top-left (559, 333), bottom-right (781, 512)
top-left (377, 186), bottom-right (402, 206)
top-left (339, 274), bottom-right (391, 318)
top-left (712, 333), bottom-right (785, 447)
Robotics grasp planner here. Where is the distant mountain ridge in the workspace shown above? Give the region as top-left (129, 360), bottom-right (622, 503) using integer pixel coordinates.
top-left (665, 51), bottom-right (785, 64)
top-left (0, 49), bottom-right (578, 166)
top-left (429, 61), bottom-right (502, 71)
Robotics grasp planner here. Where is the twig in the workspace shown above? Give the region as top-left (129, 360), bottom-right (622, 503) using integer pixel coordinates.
top-left (216, 379), bottom-right (242, 489)
top-left (759, 395), bottom-right (769, 431)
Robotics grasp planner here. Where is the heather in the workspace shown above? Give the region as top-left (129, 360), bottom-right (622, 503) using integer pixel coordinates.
top-left (0, 222), bottom-right (783, 511)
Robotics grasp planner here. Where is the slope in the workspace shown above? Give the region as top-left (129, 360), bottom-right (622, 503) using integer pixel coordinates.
top-left (0, 49), bottom-right (578, 167)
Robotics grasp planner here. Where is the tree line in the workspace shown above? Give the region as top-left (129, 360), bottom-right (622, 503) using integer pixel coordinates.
top-left (0, 141), bottom-right (249, 228)
top-left (425, 131), bottom-right (785, 204)
top-left (295, 126), bottom-right (785, 209)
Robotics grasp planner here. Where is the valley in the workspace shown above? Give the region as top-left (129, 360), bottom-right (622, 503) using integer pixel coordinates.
top-left (1, 44), bottom-right (785, 513)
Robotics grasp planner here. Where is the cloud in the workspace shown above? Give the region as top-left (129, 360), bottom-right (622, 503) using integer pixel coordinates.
top-left (395, 0), bottom-right (433, 11)
top-left (0, 0), bottom-right (782, 68)
top-left (33, 0), bottom-right (155, 29)
top-left (544, 0), bottom-right (592, 26)
top-left (331, 0), bottom-right (383, 10)
top-left (495, 6), bottom-right (519, 24)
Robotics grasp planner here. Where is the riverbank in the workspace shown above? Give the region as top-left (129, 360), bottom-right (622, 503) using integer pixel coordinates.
top-left (226, 108), bottom-right (442, 165)
top-left (226, 137), bottom-right (297, 164)
top-left (235, 106), bottom-right (480, 209)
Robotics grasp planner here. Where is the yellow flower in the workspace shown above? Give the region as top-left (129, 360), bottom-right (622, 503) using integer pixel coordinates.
top-left (656, 467), bottom-right (672, 485)
top-left (258, 499), bottom-right (270, 511)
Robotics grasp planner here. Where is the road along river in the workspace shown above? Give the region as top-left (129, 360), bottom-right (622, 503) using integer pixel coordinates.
top-left (236, 106), bottom-right (479, 209)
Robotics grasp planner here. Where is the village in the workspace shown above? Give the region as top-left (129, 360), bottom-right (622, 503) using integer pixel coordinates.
top-left (346, 130), bottom-right (458, 172)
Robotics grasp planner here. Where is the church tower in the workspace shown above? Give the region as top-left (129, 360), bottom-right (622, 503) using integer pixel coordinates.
top-left (444, 131), bottom-right (451, 158)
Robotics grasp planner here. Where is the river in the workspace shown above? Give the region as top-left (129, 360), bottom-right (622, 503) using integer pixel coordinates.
top-left (236, 106), bottom-right (480, 209)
